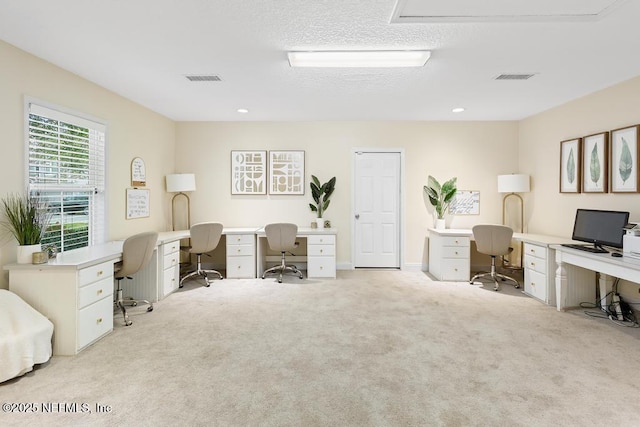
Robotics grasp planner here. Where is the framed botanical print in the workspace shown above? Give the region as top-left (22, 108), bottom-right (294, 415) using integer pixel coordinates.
top-left (560, 138), bottom-right (581, 193)
top-left (269, 150), bottom-right (305, 195)
top-left (581, 132), bottom-right (608, 193)
top-left (610, 125), bottom-right (639, 193)
top-left (231, 150), bottom-right (267, 195)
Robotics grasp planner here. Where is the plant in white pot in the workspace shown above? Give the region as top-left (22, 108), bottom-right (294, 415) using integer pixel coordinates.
top-left (423, 175), bottom-right (457, 230)
top-left (1, 193), bottom-right (51, 263)
top-left (309, 175), bottom-right (336, 228)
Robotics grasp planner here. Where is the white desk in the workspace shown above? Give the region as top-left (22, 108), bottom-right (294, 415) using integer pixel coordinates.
top-left (554, 245), bottom-right (640, 311)
top-left (256, 227), bottom-right (337, 279)
top-left (428, 228), bottom-right (575, 305)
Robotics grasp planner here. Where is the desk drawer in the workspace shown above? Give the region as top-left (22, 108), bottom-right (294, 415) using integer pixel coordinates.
top-left (524, 254), bottom-right (546, 274)
top-left (307, 244), bottom-right (335, 257)
top-left (525, 268), bottom-right (547, 301)
top-left (78, 276), bottom-right (113, 309)
top-left (79, 261), bottom-right (114, 287)
top-left (163, 240), bottom-right (180, 256)
top-left (226, 257), bottom-right (255, 279)
top-left (308, 235), bottom-right (335, 245)
top-left (163, 265), bottom-right (179, 296)
top-left (78, 296), bottom-right (113, 350)
top-left (441, 236), bottom-right (469, 248)
top-left (227, 244), bottom-right (254, 257)
top-left (524, 243), bottom-right (546, 260)
top-left (442, 246), bottom-right (469, 259)
top-left (163, 252), bottom-right (180, 270)
top-left (227, 234), bottom-right (254, 245)
top-left (441, 259), bottom-right (469, 281)
top-left (308, 256), bottom-right (336, 278)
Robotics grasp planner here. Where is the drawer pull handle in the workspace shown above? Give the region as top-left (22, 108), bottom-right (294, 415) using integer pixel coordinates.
top-left (237, 266), bottom-right (241, 269)
top-left (237, 237), bottom-right (241, 242)
top-left (320, 249), bottom-right (323, 253)
top-left (96, 317), bottom-right (103, 324)
top-left (320, 266), bottom-right (323, 270)
top-left (531, 282), bottom-right (536, 287)
top-left (171, 278), bottom-right (175, 282)
top-left (97, 289), bottom-right (103, 295)
top-left (530, 263), bottom-right (535, 267)
top-left (455, 251), bottom-right (458, 255)
top-left (237, 249), bottom-right (241, 253)
top-left (454, 268), bottom-right (458, 271)
top-left (97, 270), bottom-right (103, 276)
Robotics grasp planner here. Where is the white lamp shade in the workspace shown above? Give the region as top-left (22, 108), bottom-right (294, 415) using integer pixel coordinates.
top-left (166, 174), bottom-right (196, 192)
top-left (498, 174), bottom-right (530, 193)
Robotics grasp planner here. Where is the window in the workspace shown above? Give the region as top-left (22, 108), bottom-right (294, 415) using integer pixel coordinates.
top-left (26, 101), bottom-right (107, 252)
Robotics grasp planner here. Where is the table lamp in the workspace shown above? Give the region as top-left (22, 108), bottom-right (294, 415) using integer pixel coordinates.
top-left (498, 174), bottom-right (530, 268)
top-left (166, 173), bottom-right (196, 231)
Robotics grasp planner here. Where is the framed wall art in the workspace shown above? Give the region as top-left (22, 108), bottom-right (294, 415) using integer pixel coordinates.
top-left (559, 138), bottom-right (581, 193)
top-left (610, 125), bottom-right (639, 193)
top-left (581, 132), bottom-right (608, 193)
top-left (269, 150), bottom-right (305, 195)
top-left (126, 188), bottom-right (150, 219)
top-left (131, 157), bottom-right (146, 187)
top-left (231, 150), bottom-right (267, 195)
top-left (449, 190), bottom-right (480, 215)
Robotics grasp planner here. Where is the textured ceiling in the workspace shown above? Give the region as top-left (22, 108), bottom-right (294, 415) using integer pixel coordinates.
top-left (1, 0), bottom-right (640, 121)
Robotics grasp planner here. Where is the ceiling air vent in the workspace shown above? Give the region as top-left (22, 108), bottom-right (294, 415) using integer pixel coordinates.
top-left (185, 75), bottom-right (221, 82)
top-left (495, 73), bottom-right (535, 80)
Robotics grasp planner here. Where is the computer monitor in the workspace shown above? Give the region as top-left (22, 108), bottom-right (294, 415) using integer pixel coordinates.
top-left (571, 209), bottom-right (629, 249)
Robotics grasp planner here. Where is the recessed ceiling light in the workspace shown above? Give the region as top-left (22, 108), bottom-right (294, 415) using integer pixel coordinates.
top-left (287, 50), bottom-right (431, 68)
top-left (452, 107), bottom-right (465, 113)
top-left (237, 108), bottom-right (249, 114)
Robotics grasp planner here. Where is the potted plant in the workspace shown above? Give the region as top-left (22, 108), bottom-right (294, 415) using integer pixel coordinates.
top-left (309, 175), bottom-right (336, 228)
top-left (1, 193), bottom-right (51, 263)
top-left (423, 175), bottom-right (457, 230)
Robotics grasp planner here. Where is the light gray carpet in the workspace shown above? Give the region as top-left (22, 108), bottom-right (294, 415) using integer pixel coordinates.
top-left (1, 270), bottom-right (639, 427)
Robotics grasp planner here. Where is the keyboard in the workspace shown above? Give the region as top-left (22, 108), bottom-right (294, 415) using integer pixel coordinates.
top-left (561, 243), bottom-right (608, 254)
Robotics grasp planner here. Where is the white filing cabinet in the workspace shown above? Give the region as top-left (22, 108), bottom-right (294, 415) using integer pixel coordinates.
top-left (523, 242), bottom-right (556, 305)
top-left (307, 234), bottom-right (336, 278)
top-left (9, 259), bottom-right (115, 356)
top-left (162, 239), bottom-right (180, 297)
top-left (226, 233), bottom-right (256, 278)
top-left (428, 230), bottom-right (470, 281)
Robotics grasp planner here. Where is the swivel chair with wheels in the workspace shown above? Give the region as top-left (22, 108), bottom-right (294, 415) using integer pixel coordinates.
top-left (180, 222), bottom-right (224, 287)
top-left (261, 223), bottom-right (304, 283)
top-left (114, 231), bottom-right (158, 326)
top-left (470, 224), bottom-right (520, 291)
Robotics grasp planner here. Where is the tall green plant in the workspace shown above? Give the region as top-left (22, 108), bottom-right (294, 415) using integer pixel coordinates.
top-left (423, 176), bottom-right (457, 219)
top-left (309, 175), bottom-right (336, 218)
top-left (1, 193), bottom-right (51, 245)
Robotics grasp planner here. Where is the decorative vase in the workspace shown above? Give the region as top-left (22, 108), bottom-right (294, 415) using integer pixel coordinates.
top-left (316, 218), bottom-right (325, 229)
top-left (434, 219), bottom-right (446, 230)
top-left (17, 243), bottom-right (42, 264)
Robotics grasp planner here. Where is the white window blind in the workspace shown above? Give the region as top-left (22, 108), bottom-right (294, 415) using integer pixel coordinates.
top-left (27, 102), bottom-right (107, 252)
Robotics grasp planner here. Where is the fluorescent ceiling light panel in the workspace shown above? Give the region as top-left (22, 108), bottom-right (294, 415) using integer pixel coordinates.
top-left (287, 50), bottom-right (431, 68)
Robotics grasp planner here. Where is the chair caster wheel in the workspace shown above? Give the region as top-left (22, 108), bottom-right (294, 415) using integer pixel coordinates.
top-left (131, 302), bottom-right (137, 307)
top-left (147, 306), bottom-right (153, 312)
top-left (219, 276), bottom-right (223, 280)
top-left (125, 321), bottom-right (132, 326)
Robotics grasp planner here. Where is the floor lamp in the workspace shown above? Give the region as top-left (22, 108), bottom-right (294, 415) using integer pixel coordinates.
top-left (166, 173), bottom-right (196, 231)
top-left (497, 174), bottom-right (530, 269)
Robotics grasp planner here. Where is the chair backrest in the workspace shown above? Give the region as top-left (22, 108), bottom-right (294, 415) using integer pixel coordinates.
top-left (472, 224), bottom-right (513, 256)
top-left (116, 231), bottom-right (159, 279)
top-left (264, 223), bottom-right (298, 253)
top-left (190, 222), bottom-right (223, 254)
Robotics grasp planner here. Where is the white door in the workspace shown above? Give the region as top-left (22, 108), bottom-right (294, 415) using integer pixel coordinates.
top-left (354, 151), bottom-right (401, 268)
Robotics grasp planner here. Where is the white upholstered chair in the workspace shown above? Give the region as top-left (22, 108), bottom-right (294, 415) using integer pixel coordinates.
top-left (180, 222), bottom-right (224, 287)
top-left (470, 224), bottom-right (520, 291)
top-left (261, 223), bottom-right (304, 283)
top-left (114, 231), bottom-right (159, 326)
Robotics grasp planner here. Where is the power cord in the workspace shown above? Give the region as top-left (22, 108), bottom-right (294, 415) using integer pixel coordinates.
top-left (580, 279), bottom-right (639, 327)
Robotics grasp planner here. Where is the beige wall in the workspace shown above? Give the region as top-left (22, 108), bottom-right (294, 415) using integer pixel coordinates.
top-left (175, 121), bottom-right (519, 269)
top-left (519, 75), bottom-right (640, 236)
top-left (0, 40), bottom-right (176, 288)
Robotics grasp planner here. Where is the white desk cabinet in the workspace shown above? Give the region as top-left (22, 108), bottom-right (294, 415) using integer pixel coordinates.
top-left (162, 239), bottom-right (180, 297)
top-left (428, 229), bottom-right (470, 281)
top-left (523, 243), bottom-right (556, 305)
top-left (226, 232), bottom-right (256, 278)
top-left (8, 258), bottom-right (116, 356)
top-left (307, 234), bottom-right (336, 278)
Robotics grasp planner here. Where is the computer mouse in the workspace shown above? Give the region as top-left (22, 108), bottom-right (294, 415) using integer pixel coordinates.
top-left (611, 252), bottom-right (623, 257)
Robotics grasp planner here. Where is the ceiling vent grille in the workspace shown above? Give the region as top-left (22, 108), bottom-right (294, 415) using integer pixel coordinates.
top-left (185, 75), bottom-right (221, 82)
top-left (495, 73), bottom-right (535, 80)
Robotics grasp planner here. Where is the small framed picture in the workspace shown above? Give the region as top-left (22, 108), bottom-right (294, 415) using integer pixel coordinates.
top-left (610, 125), bottom-right (639, 193)
top-left (582, 132), bottom-right (608, 193)
top-left (560, 138), bottom-right (581, 193)
top-left (231, 150), bottom-right (267, 195)
top-left (269, 150), bottom-right (305, 195)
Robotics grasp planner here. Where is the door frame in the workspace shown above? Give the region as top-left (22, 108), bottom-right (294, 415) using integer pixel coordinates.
top-left (351, 147), bottom-right (405, 270)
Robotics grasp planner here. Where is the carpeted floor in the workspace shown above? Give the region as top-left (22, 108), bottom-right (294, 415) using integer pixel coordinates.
top-left (1, 270), bottom-right (639, 427)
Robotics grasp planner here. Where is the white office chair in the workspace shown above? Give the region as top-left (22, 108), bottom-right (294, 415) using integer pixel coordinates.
top-left (261, 223), bottom-right (303, 283)
top-left (180, 222), bottom-right (224, 287)
top-left (114, 231), bottom-right (158, 326)
top-left (470, 224), bottom-right (520, 291)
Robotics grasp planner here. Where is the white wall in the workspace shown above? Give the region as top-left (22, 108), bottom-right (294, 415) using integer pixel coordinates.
top-left (0, 40), bottom-right (176, 289)
top-left (175, 121), bottom-right (519, 269)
